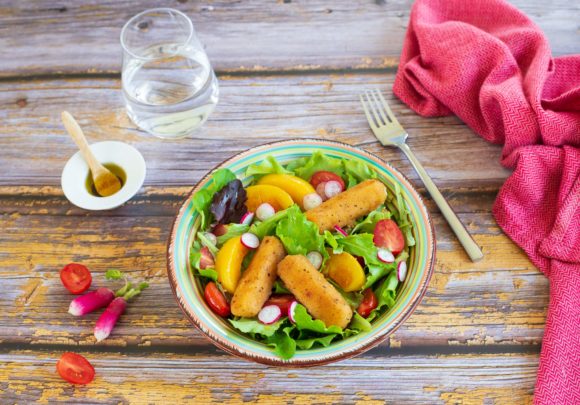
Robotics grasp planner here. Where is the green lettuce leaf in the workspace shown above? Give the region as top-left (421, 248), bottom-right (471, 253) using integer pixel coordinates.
top-left (229, 318), bottom-right (284, 338)
top-left (392, 182), bottom-right (416, 247)
top-left (273, 280), bottom-right (291, 294)
top-left (192, 168), bottom-right (237, 229)
top-left (367, 271), bottom-right (398, 322)
top-left (189, 251), bottom-right (218, 281)
top-left (293, 304), bottom-right (343, 334)
top-left (343, 159), bottom-right (377, 188)
top-left (245, 156), bottom-right (293, 179)
top-left (275, 207), bottom-right (326, 256)
top-left (336, 234), bottom-right (380, 266)
top-left (215, 224), bottom-right (249, 246)
top-left (351, 206), bottom-right (392, 234)
top-left (197, 231), bottom-right (219, 255)
top-left (250, 205), bottom-right (299, 239)
top-left (291, 151), bottom-right (345, 181)
top-left (295, 334), bottom-right (337, 350)
top-left (267, 326), bottom-right (296, 360)
top-left (348, 312), bottom-right (372, 332)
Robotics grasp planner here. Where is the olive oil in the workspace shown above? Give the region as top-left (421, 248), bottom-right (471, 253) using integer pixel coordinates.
top-left (85, 163), bottom-right (126, 197)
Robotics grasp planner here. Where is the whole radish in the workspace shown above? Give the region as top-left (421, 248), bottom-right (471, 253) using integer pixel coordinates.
top-left (68, 287), bottom-right (115, 316)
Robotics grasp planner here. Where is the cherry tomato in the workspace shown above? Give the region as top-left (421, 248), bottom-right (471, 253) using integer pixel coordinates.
top-left (212, 224), bottom-right (228, 236)
top-left (204, 282), bottom-right (230, 317)
top-left (373, 219), bottom-right (405, 255)
top-left (199, 246), bottom-right (215, 269)
top-left (357, 288), bottom-right (378, 318)
top-left (60, 263), bottom-right (92, 294)
top-left (265, 294), bottom-right (296, 314)
top-left (56, 352), bottom-right (95, 385)
top-left (310, 171), bottom-right (345, 190)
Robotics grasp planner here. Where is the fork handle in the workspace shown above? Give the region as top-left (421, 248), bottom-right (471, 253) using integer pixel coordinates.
top-left (398, 143), bottom-right (484, 262)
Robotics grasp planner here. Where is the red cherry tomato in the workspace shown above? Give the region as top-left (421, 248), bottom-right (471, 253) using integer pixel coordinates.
top-left (310, 171), bottom-right (345, 190)
top-left (56, 352), bottom-right (95, 385)
top-left (60, 263), bottom-right (92, 294)
top-left (265, 294), bottom-right (296, 314)
top-left (199, 246), bottom-right (215, 269)
top-left (373, 219), bottom-right (405, 255)
top-left (357, 288), bottom-right (378, 318)
top-left (204, 282), bottom-right (230, 317)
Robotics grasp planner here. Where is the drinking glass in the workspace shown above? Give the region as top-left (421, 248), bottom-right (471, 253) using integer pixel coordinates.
top-left (121, 8), bottom-right (219, 139)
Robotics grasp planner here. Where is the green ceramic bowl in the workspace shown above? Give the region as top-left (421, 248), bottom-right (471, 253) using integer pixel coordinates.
top-left (167, 139), bottom-right (435, 366)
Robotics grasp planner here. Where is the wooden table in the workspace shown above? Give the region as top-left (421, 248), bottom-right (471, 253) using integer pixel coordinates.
top-left (1, 1), bottom-right (578, 403)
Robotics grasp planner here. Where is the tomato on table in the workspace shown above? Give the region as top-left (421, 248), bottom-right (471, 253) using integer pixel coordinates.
top-left (56, 352), bottom-right (95, 385)
top-left (357, 288), bottom-right (378, 318)
top-left (204, 282), bottom-right (231, 317)
top-left (373, 219), bottom-right (405, 255)
top-left (265, 294), bottom-right (296, 314)
top-left (60, 263), bottom-right (92, 294)
top-left (309, 171), bottom-right (345, 190)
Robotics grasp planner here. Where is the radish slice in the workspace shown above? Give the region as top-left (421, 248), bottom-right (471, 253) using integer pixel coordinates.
top-left (324, 181), bottom-right (343, 198)
top-left (258, 304), bottom-right (282, 325)
top-left (377, 248), bottom-right (395, 263)
top-left (240, 232), bottom-right (260, 249)
top-left (315, 182), bottom-right (328, 201)
top-left (334, 225), bottom-right (348, 237)
top-left (397, 261), bottom-right (407, 282)
top-left (203, 232), bottom-right (218, 246)
top-left (306, 251), bottom-right (323, 270)
top-left (256, 203), bottom-right (275, 221)
top-left (240, 212), bottom-right (254, 226)
top-left (303, 193), bottom-right (322, 210)
top-left (288, 300), bottom-right (298, 324)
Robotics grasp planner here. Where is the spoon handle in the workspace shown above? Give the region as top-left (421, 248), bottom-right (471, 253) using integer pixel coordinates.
top-left (61, 111), bottom-right (105, 176)
top-left (398, 142), bottom-right (484, 262)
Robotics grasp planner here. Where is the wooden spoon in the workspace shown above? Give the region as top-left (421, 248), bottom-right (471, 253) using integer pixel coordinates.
top-left (61, 111), bottom-right (122, 197)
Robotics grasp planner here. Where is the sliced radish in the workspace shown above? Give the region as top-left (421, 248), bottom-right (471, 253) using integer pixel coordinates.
top-left (306, 251), bottom-right (323, 270)
top-left (397, 261), bottom-right (407, 282)
top-left (240, 232), bottom-right (260, 249)
top-left (203, 232), bottom-right (218, 246)
top-left (315, 182), bottom-right (329, 201)
top-left (258, 304), bottom-right (282, 325)
top-left (303, 193), bottom-right (322, 210)
top-left (288, 300), bottom-right (298, 324)
top-left (377, 248), bottom-right (395, 263)
top-left (256, 203), bottom-right (276, 221)
top-left (334, 225), bottom-right (348, 237)
top-left (240, 212), bottom-right (255, 226)
top-left (324, 181), bottom-right (343, 198)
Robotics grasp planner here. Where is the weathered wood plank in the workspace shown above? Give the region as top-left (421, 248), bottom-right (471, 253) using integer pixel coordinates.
top-left (0, 188), bottom-right (548, 348)
top-left (0, 0), bottom-right (577, 77)
top-left (0, 73), bottom-right (512, 187)
top-left (0, 350), bottom-right (537, 404)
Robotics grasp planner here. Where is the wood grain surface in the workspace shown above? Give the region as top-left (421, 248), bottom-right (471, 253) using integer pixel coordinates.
top-left (1, 0), bottom-right (578, 403)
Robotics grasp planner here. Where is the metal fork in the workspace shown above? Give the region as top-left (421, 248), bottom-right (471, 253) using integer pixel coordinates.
top-left (360, 89), bottom-right (484, 262)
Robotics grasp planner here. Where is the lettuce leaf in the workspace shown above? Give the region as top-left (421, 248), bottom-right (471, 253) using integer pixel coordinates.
top-left (351, 206), bottom-right (391, 234)
top-left (216, 224), bottom-right (249, 246)
top-left (290, 151), bottom-right (345, 181)
top-left (392, 182), bottom-right (416, 247)
top-left (336, 234), bottom-right (381, 266)
top-left (275, 207), bottom-right (326, 256)
top-left (267, 326), bottom-right (296, 360)
top-left (192, 169), bottom-right (237, 229)
top-left (343, 159), bottom-right (377, 188)
top-left (296, 334), bottom-right (337, 350)
top-left (189, 250), bottom-right (218, 281)
top-left (197, 231), bottom-right (219, 255)
top-left (245, 156), bottom-right (293, 179)
top-left (348, 312), bottom-right (372, 332)
top-left (293, 304), bottom-right (343, 334)
top-left (250, 205), bottom-right (298, 239)
top-left (229, 318), bottom-right (284, 338)
top-left (367, 272), bottom-right (398, 321)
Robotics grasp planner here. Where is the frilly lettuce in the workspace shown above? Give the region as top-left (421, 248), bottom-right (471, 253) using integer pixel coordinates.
top-left (275, 207), bottom-right (326, 256)
top-left (192, 168), bottom-right (237, 229)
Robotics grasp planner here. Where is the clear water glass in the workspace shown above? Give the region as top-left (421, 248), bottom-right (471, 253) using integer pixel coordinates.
top-left (121, 8), bottom-right (219, 139)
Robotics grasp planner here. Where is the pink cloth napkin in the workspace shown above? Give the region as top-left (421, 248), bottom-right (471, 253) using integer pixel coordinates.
top-left (393, 0), bottom-right (580, 402)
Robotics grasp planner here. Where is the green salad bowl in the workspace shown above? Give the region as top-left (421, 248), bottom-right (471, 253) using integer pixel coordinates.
top-left (167, 139), bottom-right (435, 366)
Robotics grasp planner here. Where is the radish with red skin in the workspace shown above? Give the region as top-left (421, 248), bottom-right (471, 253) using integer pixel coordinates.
top-left (94, 297), bottom-right (126, 342)
top-left (199, 246), bottom-right (215, 269)
top-left (264, 294), bottom-right (296, 314)
top-left (256, 203), bottom-right (276, 220)
top-left (202, 232), bottom-right (218, 246)
top-left (303, 193), bottom-right (322, 210)
top-left (258, 304), bottom-right (282, 325)
top-left (315, 182), bottom-right (329, 201)
top-left (324, 181), bottom-right (343, 198)
top-left (377, 248), bottom-right (395, 264)
top-left (240, 212), bottom-right (254, 226)
top-left (373, 219), bottom-right (405, 255)
top-left (397, 261), bottom-right (407, 282)
top-left (288, 300), bottom-right (298, 323)
top-left (68, 287), bottom-right (115, 316)
top-left (240, 232), bottom-right (260, 249)
top-left (310, 171), bottom-right (345, 190)
top-left (334, 225), bottom-right (348, 237)
top-left (306, 251), bottom-right (323, 269)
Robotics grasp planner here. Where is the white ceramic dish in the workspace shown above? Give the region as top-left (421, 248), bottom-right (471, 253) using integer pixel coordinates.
top-left (61, 141), bottom-right (146, 210)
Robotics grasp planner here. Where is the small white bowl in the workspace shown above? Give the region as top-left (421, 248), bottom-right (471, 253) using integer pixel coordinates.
top-left (61, 141), bottom-right (146, 210)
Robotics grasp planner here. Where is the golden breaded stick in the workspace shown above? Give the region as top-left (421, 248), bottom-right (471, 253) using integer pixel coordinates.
top-left (306, 179), bottom-right (387, 232)
top-left (277, 255), bottom-right (353, 329)
top-left (231, 236), bottom-right (286, 317)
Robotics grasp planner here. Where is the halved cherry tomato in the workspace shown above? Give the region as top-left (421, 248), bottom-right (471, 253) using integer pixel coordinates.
top-left (56, 352), bottom-right (95, 385)
top-left (309, 171), bottom-right (345, 190)
top-left (264, 294), bottom-right (296, 314)
top-left (357, 288), bottom-right (378, 318)
top-left (199, 246), bottom-right (215, 269)
top-left (60, 263), bottom-right (92, 294)
top-left (373, 219), bottom-right (405, 255)
top-left (204, 282), bottom-right (230, 317)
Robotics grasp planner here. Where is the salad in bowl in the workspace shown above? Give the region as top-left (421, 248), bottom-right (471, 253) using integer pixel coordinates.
top-left (167, 140), bottom-right (434, 365)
